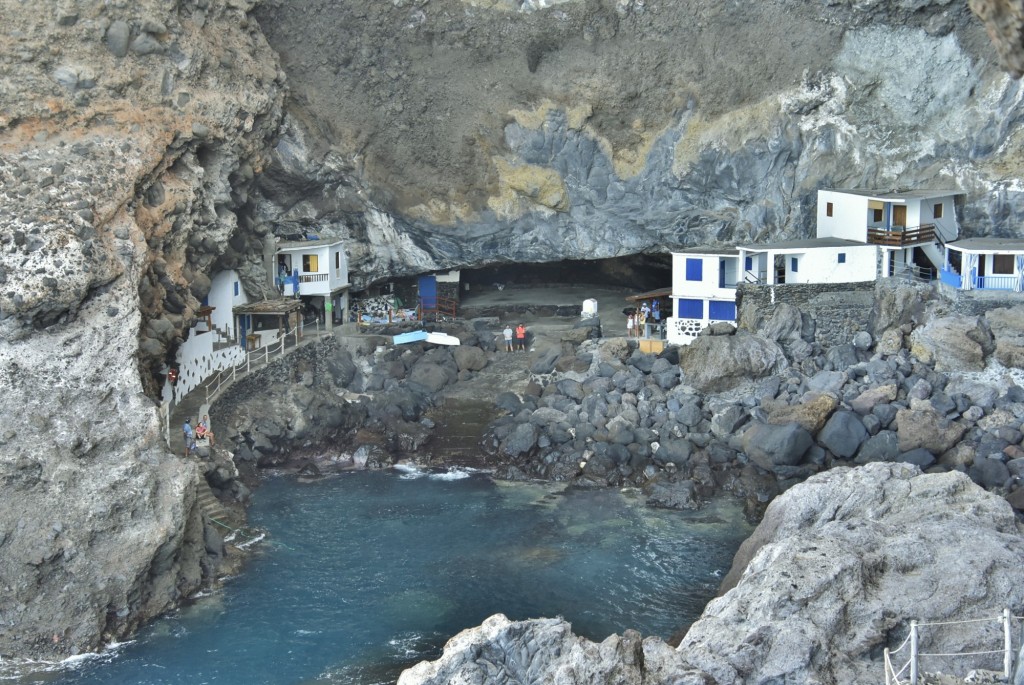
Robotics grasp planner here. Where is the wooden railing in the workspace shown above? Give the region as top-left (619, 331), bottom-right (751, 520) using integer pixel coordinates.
top-left (418, 295), bottom-right (459, 322)
top-left (867, 224), bottom-right (937, 247)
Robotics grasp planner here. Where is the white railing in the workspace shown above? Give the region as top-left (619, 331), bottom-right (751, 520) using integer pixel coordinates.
top-left (883, 609), bottom-right (1017, 685)
top-left (162, 320), bottom-right (328, 447)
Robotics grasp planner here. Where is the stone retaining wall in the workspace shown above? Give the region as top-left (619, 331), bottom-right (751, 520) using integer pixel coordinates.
top-left (738, 281), bottom-right (876, 347)
top-left (937, 282), bottom-right (1024, 316)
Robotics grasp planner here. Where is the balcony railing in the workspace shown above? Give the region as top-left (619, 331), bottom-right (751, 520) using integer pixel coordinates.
top-left (867, 224), bottom-right (937, 247)
top-left (299, 273), bottom-right (329, 283)
top-left (940, 268), bottom-right (1020, 291)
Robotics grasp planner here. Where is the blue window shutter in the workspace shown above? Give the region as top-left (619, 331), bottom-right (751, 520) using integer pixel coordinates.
top-left (677, 298), bottom-right (703, 318)
top-left (791, 257), bottom-right (798, 273)
top-left (685, 258), bottom-right (703, 281)
top-left (745, 256), bottom-right (752, 271)
top-left (708, 301), bottom-right (736, 321)
top-left (234, 281), bottom-right (239, 296)
top-left (838, 253), bottom-right (846, 264)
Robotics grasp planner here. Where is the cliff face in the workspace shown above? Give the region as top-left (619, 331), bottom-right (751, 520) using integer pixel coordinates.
top-left (0, 0), bottom-right (283, 660)
top-left (252, 0), bottom-right (1024, 287)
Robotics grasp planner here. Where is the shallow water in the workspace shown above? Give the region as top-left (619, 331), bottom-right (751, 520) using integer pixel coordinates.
top-left (26, 469), bottom-right (751, 685)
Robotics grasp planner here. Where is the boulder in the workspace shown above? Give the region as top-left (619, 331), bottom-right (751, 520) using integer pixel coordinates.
top-left (850, 384), bottom-right (898, 415)
top-left (855, 430), bottom-right (900, 463)
top-left (500, 423), bottom-right (538, 457)
top-left (986, 306), bottom-right (1024, 369)
top-left (452, 346), bottom-right (487, 372)
top-left (766, 392), bottom-right (838, 433)
top-left (806, 370), bottom-right (847, 394)
top-left (680, 463), bottom-right (1024, 685)
top-left (896, 408), bottom-right (968, 454)
top-left (642, 477), bottom-right (701, 510)
top-left (740, 422), bottom-right (813, 469)
top-left (678, 332), bottom-right (788, 393)
top-left (909, 315), bottom-right (994, 372)
top-left (817, 410), bottom-right (868, 459)
top-left (710, 404), bottom-right (748, 438)
top-left (970, 457), bottom-right (1011, 489)
top-left (530, 346), bottom-right (561, 374)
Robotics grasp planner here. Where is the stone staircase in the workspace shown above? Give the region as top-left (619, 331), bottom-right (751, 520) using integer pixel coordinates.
top-left (195, 478), bottom-right (230, 522)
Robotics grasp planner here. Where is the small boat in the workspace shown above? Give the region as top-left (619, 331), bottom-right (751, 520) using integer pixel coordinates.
top-left (425, 332), bottom-right (461, 346)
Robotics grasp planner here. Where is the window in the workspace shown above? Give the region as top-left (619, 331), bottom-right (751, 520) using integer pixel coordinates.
top-left (838, 253), bottom-right (846, 264)
top-left (993, 254), bottom-right (1014, 274)
top-left (934, 203), bottom-right (943, 219)
top-left (302, 254), bottom-right (319, 272)
top-left (872, 208), bottom-right (884, 223)
top-left (677, 298), bottom-right (703, 319)
top-left (335, 251), bottom-right (341, 269)
top-left (685, 258), bottom-right (703, 281)
top-left (745, 256), bottom-right (753, 271)
top-left (791, 257), bottom-right (799, 273)
top-left (233, 281), bottom-right (239, 297)
top-left (826, 202), bottom-right (833, 217)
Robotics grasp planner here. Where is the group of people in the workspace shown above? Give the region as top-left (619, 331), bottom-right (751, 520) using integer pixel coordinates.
top-left (626, 299), bottom-right (662, 337)
top-left (502, 323), bottom-right (528, 352)
top-left (183, 415), bottom-right (215, 458)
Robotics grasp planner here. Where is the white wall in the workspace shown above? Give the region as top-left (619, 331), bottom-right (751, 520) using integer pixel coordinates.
top-left (435, 269), bottom-right (460, 283)
top-left (816, 190), bottom-right (869, 241)
top-left (208, 270), bottom-right (247, 338)
top-left (171, 330), bottom-right (245, 403)
top-left (671, 253), bottom-right (739, 299)
top-left (788, 245), bottom-right (877, 284)
top-left (918, 195), bottom-right (959, 241)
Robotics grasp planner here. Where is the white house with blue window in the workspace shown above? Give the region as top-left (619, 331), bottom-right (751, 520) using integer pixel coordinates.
top-left (737, 238), bottom-right (877, 286)
top-left (940, 238), bottom-right (1024, 292)
top-left (275, 237), bottom-right (350, 329)
top-left (667, 247), bottom-right (741, 345)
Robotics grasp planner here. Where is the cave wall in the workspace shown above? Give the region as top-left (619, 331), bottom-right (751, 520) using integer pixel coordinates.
top-left (251, 0), bottom-right (1024, 289)
top-left (0, 0), bottom-right (284, 660)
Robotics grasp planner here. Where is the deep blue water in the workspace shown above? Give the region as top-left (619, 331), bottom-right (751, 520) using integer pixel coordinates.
top-left (24, 469), bottom-right (751, 685)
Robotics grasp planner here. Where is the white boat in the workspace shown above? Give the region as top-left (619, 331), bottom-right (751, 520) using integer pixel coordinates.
top-left (425, 332), bottom-right (461, 346)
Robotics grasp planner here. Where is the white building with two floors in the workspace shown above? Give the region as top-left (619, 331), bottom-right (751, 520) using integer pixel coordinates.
top-left (666, 188), bottom-right (964, 346)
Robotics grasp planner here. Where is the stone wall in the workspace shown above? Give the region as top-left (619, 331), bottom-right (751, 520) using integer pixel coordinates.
top-left (738, 281), bottom-right (876, 347)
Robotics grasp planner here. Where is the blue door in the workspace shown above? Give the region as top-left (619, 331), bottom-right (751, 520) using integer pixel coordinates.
top-left (708, 300), bottom-right (736, 322)
top-left (418, 275), bottom-right (437, 310)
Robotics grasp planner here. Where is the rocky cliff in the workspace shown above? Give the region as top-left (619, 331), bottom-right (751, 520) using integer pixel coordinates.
top-left (0, 0), bottom-right (283, 661)
top-left (399, 463), bottom-right (1024, 684)
top-left (3, 0), bottom-right (1024, 667)
top-left (252, 0), bottom-right (1024, 287)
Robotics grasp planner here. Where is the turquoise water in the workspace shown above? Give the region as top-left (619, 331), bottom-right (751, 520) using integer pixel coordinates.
top-left (29, 469), bottom-right (751, 685)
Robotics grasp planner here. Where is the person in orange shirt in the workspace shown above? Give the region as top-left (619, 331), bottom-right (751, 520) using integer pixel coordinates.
top-left (514, 323), bottom-right (527, 351)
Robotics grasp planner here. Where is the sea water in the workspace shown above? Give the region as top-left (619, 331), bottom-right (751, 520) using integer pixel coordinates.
top-left (27, 469), bottom-right (752, 685)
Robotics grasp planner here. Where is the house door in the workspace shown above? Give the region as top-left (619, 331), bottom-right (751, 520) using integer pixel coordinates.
top-left (773, 255), bottom-right (786, 284)
top-left (892, 205), bottom-right (907, 228)
top-left (418, 275), bottom-right (437, 310)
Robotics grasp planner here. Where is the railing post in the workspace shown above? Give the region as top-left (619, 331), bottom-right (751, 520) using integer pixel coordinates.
top-left (1004, 607), bottom-right (1012, 680)
top-left (910, 620), bottom-right (918, 685)
top-left (883, 648), bottom-right (891, 685)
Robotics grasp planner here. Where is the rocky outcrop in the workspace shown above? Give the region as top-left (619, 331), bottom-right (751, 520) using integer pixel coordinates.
top-left (678, 332), bottom-right (788, 393)
top-left (400, 464), bottom-right (1024, 685)
top-left (0, 0), bottom-right (283, 661)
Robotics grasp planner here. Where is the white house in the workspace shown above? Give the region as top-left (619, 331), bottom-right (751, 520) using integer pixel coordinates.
top-left (206, 269), bottom-right (248, 339)
top-left (940, 238), bottom-right (1024, 292)
top-left (816, 188), bottom-right (962, 278)
top-left (275, 237), bottom-right (350, 328)
top-left (667, 247), bottom-right (741, 345)
top-left (737, 238), bottom-right (878, 286)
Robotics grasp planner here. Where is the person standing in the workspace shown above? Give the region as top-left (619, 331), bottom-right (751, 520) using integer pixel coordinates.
top-left (183, 418), bottom-right (194, 458)
top-left (503, 324), bottom-right (514, 352)
top-left (515, 323), bottom-right (527, 351)
top-left (627, 313), bottom-right (635, 337)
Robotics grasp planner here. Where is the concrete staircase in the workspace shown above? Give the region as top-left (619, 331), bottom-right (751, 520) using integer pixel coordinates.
top-left (196, 478), bottom-right (230, 522)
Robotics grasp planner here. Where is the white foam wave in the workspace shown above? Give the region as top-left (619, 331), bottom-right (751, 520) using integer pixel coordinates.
top-left (236, 532), bottom-right (266, 549)
top-left (393, 463), bottom-right (426, 479)
top-left (429, 467), bottom-right (476, 481)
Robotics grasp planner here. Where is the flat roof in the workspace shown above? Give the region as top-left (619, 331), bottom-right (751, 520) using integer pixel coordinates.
top-left (739, 237), bottom-right (868, 251)
top-left (947, 238), bottom-right (1024, 252)
top-left (233, 299), bottom-right (304, 315)
top-left (626, 287), bottom-right (672, 302)
top-left (277, 238), bottom-right (344, 250)
top-left (824, 188), bottom-right (962, 202)
top-left (672, 246), bottom-right (740, 256)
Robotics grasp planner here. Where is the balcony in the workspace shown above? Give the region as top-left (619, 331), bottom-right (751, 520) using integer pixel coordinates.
top-left (867, 224), bottom-right (936, 247)
top-left (940, 267), bottom-right (1019, 291)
